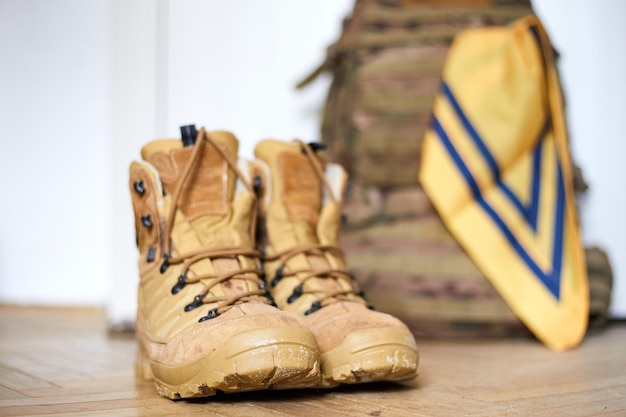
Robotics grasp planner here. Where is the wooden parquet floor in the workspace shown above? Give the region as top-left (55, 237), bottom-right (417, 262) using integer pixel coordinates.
top-left (0, 305), bottom-right (624, 416)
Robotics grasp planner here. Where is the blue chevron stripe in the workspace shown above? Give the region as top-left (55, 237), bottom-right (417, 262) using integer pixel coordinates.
top-left (551, 165), bottom-right (565, 282)
top-left (431, 116), bottom-right (564, 299)
top-left (528, 139), bottom-right (544, 230)
top-left (441, 82), bottom-right (548, 231)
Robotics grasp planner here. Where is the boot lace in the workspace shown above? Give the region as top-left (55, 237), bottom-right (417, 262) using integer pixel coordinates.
top-left (160, 128), bottom-right (273, 322)
top-left (265, 141), bottom-right (370, 315)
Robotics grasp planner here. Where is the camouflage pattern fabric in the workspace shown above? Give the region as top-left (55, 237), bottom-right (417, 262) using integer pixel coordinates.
top-left (340, 182), bottom-right (613, 337)
top-left (303, 0), bottom-right (613, 337)
top-left (301, 0), bottom-right (535, 187)
top-left (340, 184), bottom-right (528, 337)
top-left (585, 247), bottom-right (613, 328)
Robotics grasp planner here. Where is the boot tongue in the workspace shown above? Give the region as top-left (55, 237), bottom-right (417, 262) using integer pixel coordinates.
top-left (142, 130), bottom-right (257, 301)
top-left (256, 140), bottom-right (323, 247)
top-left (256, 140), bottom-right (344, 298)
top-left (141, 131), bottom-right (239, 221)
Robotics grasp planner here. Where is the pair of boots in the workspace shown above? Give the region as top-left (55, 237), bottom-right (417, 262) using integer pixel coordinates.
top-left (129, 127), bottom-right (419, 399)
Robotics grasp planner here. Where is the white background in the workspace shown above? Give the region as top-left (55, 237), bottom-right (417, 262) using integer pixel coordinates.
top-left (0, 0), bottom-right (624, 325)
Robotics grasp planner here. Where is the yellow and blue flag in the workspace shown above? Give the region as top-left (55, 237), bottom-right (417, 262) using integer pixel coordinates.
top-left (419, 16), bottom-right (588, 351)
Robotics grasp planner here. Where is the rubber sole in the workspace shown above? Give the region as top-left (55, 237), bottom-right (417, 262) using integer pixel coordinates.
top-left (319, 327), bottom-right (419, 387)
top-left (136, 325), bottom-right (321, 399)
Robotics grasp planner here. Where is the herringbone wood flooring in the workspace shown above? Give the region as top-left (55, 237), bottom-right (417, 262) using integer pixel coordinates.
top-left (0, 305), bottom-right (624, 416)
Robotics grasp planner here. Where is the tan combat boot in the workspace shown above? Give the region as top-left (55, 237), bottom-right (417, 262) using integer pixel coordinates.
top-left (254, 139), bottom-right (419, 387)
top-left (129, 128), bottom-right (320, 399)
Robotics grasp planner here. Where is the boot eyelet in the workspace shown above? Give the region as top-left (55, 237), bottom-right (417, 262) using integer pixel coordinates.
top-left (253, 174), bottom-right (262, 194)
top-left (184, 294), bottom-right (204, 312)
top-left (287, 284), bottom-right (303, 304)
top-left (304, 301), bottom-right (321, 316)
top-left (271, 267), bottom-right (283, 287)
top-left (141, 214), bottom-right (152, 228)
top-left (198, 308), bottom-right (219, 322)
top-left (160, 253), bottom-right (171, 273)
top-left (134, 180), bottom-right (145, 194)
top-left (146, 246), bottom-right (156, 263)
top-left (171, 274), bottom-right (187, 295)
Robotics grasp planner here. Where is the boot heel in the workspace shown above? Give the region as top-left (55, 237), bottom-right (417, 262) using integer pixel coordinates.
top-left (135, 347), bottom-right (154, 380)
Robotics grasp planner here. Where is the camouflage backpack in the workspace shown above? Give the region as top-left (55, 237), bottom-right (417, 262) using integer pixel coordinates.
top-left (300, 0), bottom-right (613, 337)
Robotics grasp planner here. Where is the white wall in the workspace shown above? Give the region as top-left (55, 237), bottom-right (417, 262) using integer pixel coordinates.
top-left (0, 0), bottom-right (624, 321)
top-left (532, 0), bottom-right (626, 316)
top-left (107, 0), bottom-right (162, 326)
top-left (0, 0), bottom-right (111, 305)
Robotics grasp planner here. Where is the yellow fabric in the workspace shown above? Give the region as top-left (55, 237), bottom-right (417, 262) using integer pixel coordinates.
top-left (419, 15), bottom-right (588, 351)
